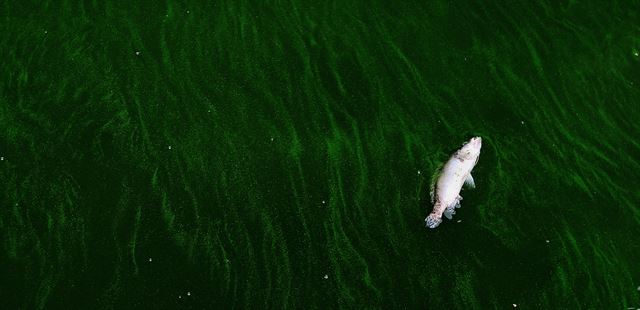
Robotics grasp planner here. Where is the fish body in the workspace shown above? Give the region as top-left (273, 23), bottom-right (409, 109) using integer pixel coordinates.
top-left (425, 137), bottom-right (482, 228)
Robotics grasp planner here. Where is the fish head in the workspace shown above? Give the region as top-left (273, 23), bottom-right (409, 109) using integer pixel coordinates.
top-left (459, 136), bottom-right (482, 160)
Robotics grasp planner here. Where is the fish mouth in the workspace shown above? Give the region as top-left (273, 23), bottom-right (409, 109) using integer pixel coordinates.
top-left (470, 136), bottom-right (482, 146)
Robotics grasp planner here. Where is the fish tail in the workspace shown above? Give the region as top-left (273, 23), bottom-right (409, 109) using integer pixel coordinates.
top-left (425, 214), bottom-right (442, 229)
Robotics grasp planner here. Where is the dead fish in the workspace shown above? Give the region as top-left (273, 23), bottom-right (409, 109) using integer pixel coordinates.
top-left (425, 136), bottom-right (482, 228)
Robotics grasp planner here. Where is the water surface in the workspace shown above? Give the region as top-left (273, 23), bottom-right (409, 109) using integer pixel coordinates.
top-left (1, 1), bottom-right (639, 308)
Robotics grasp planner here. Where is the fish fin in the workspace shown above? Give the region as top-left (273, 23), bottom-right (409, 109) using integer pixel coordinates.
top-left (429, 183), bottom-right (435, 204)
top-left (425, 214), bottom-right (442, 229)
top-left (464, 174), bottom-right (475, 189)
top-left (443, 207), bottom-right (456, 220)
top-left (444, 200), bottom-right (461, 219)
top-left (429, 163), bottom-right (444, 204)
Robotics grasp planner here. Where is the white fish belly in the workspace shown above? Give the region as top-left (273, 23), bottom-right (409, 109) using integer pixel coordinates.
top-left (435, 158), bottom-right (474, 212)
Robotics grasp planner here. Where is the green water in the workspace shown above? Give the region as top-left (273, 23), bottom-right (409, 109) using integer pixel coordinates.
top-left (1, 1), bottom-right (639, 309)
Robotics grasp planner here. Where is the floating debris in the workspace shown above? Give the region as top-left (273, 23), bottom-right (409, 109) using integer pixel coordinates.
top-left (545, 240), bottom-right (550, 243)
top-left (456, 220), bottom-right (462, 223)
top-left (512, 304), bottom-right (517, 308)
top-left (148, 258), bottom-right (153, 262)
top-left (187, 292), bottom-right (191, 296)
top-left (323, 274), bottom-right (329, 279)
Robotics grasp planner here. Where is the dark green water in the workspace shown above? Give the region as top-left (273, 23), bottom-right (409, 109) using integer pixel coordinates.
top-left (1, 1), bottom-right (640, 309)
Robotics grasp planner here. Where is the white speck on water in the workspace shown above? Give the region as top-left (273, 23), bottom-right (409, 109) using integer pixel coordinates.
top-left (44, 30), bottom-right (48, 34)
top-left (637, 285), bottom-right (640, 291)
top-left (0, 156), bottom-right (4, 161)
top-left (513, 304), bottom-right (517, 308)
top-left (270, 137), bottom-right (274, 141)
top-left (187, 291), bottom-right (191, 296)
top-left (464, 56), bottom-right (468, 61)
top-left (321, 200), bottom-right (326, 204)
top-left (168, 145), bottom-right (172, 150)
top-left (634, 51), bottom-right (639, 57)
top-left (186, 10), bottom-right (190, 14)
top-left (323, 274), bottom-right (329, 279)
top-left (179, 295), bottom-right (182, 299)
top-left (545, 239), bottom-right (550, 243)
top-left (417, 170), bottom-right (421, 175)
top-left (135, 51), bottom-right (140, 55)
top-left (148, 257), bottom-right (152, 262)
top-left (207, 109), bottom-right (211, 113)
top-left (457, 220), bottom-right (462, 223)
top-left (521, 120), bottom-right (525, 125)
